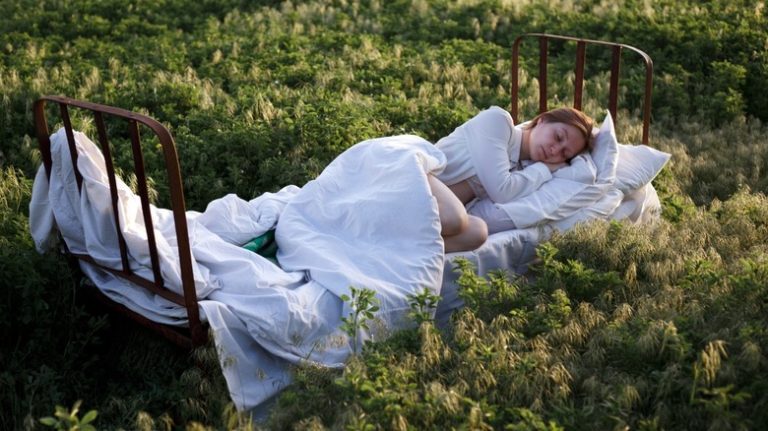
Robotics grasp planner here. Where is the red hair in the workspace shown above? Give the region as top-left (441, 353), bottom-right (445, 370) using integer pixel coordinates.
top-left (523, 107), bottom-right (595, 151)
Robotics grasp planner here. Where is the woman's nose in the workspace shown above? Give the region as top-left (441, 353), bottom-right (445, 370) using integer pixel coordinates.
top-left (555, 142), bottom-right (566, 156)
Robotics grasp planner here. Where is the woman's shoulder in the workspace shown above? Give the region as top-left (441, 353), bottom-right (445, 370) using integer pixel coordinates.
top-left (474, 106), bottom-right (514, 124)
top-left (463, 106), bottom-right (515, 130)
top-left (481, 105), bottom-right (512, 116)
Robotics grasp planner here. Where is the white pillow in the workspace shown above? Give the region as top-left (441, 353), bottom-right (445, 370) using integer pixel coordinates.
top-left (615, 144), bottom-right (671, 194)
top-left (590, 110), bottom-right (619, 184)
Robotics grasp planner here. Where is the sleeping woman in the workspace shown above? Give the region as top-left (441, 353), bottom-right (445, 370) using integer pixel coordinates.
top-left (428, 106), bottom-right (595, 252)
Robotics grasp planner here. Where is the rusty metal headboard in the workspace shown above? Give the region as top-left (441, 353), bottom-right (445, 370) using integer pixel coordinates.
top-left (511, 33), bottom-right (654, 145)
top-left (33, 95), bottom-right (206, 349)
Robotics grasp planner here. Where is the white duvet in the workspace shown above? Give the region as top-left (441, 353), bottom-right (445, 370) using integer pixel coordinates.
top-left (30, 129), bottom-right (446, 411)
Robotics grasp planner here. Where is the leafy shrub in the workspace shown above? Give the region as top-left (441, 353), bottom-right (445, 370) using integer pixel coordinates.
top-left (694, 60), bottom-right (747, 126)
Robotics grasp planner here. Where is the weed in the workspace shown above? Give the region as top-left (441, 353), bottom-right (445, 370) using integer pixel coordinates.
top-left (340, 286), bottom-right (381, 355)
top-left (39, 400), bottom-right (97, 431)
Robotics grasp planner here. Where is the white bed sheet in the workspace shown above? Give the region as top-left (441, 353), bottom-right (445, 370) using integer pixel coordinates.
top-left (436, 182), bottom-right (661, 326)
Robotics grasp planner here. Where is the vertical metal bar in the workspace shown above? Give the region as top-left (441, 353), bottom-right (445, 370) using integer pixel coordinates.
top-left (157, 131), bottom-right (204, 345)
top-left (59, 104), bottom-right (83, 191)
top-left (128, 120), bottom-right (164, 288)
top-left (33, 100), bottom-right (53, 180)
top-left (538, 37), bottom-right (548, 114)
top-left (94, 112), bottom-right (131, 273)
top-left (609, 45), bottom-right (622, 126)
top-left (643, 60), bottom-right (654, 145)
top-left (511, 37), bottom-right (523, 123)
top-left (574, 41), bottom-right (586, 111)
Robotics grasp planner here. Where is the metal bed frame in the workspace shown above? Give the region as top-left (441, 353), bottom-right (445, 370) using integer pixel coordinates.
top-left (32, 34), bottom-right (652, 351)
top-left (511, 33), bottom-right (653, 145)
top-left (33, 96), bottom-right (207, 349)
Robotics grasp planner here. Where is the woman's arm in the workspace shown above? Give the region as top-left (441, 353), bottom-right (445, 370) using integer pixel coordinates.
top-left (465, 107), bottom-right (552, 203)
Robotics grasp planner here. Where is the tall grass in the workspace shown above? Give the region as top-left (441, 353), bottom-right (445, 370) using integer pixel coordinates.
top-left (1, 0), bottom-right (767, 429)
top-left (269, 202), bottom-right (768, 429)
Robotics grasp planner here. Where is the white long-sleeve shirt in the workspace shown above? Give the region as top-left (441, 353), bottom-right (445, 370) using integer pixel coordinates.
top-left (435, 106), bottom-right (552, 203)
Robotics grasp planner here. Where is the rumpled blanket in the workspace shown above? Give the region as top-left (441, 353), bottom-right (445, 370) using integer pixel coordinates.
top-left (30, 128), bottom-right (446, 411)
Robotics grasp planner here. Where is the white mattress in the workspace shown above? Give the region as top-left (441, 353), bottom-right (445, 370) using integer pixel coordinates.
top-left (435, 182), bottom-right (661, 326)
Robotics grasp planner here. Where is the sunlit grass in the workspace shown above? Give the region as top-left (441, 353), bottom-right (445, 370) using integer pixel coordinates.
top-left (1, 0), bottom-right (767, 429)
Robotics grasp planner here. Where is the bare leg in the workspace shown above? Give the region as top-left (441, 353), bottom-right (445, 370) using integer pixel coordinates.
top-left (428, 174), bottom-right (468, 236)
top-left (444, 215), bottom-right (488, 253)
top-left (427, 175), bottom-right (488, 252)
top-left (448, 179), bottom-right (476, 205)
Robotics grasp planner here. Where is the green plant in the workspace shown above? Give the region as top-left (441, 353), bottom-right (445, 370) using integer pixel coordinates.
top-left (406, 287), bottom-right (441, 325)
top-left (340, 286), bottom-right (380, 355)
top-left (39, 400), bottom-right (97, 431)
top-left (533, 240), bottom-right (624, 303)
top-left (453, 257), bottom-right (525, 322)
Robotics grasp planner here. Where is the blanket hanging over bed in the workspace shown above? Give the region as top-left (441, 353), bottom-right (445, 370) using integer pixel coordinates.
top-left (30, 128), bottom-right (447, 410)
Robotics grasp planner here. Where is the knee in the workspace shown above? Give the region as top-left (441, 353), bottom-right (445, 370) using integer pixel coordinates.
top-left (466, 216), bottom-right (489, 249)
top-left (442, 210), bottom-right (469, 237)
top-left (443, 215), bottom-right (488, 253)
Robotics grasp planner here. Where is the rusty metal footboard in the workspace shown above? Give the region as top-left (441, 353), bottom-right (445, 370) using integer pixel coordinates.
top-left (33, 95), bottom-right (207, 349)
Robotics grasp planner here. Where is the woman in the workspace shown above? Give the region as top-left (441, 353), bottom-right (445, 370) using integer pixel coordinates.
top-left (429, 106), bottom-right (595, 252)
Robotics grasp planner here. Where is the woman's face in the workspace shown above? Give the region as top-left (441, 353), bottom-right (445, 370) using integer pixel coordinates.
top-left (528, 120), bottom-right (587, 164)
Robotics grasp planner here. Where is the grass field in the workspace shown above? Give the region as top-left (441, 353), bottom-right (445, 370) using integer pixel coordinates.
top-left (2, 0), bottom-right (768, 429)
